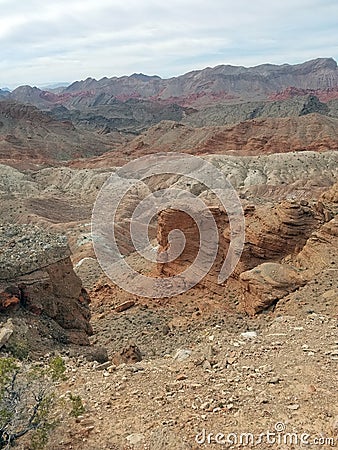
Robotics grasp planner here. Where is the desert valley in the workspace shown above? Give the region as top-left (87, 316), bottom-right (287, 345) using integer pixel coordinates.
top-left (0, 57), bottom-right (337, 449)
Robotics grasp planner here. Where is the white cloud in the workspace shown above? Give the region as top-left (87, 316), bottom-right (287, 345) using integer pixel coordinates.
top-left (0, 0), bottom-right (337, 87)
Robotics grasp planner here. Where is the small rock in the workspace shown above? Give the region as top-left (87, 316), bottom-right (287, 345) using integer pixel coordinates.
top-left (322, 289), bottom-right (336, 300)
top-left (331, 416), bottom-right (338, 435)
top-left (84, 347), bottom-right (109, 364)
top-left (200, 402), bottom-right (210, 410)
top-left (0, 324), bottom-right (13, 348)
top-left (126, 433), bottom-right (144, 445)
top-left (113, 344), bottom-right (142, 365)
top-left (176, 374), bottom-right (188, 381)
top-left (115, 300), bottom-right (135, 313)
top-left (95, 361), bottom-right (112, 371)
top-left (162, 324), bottom-right (170, 335)
top-left (267, 377), bottom-right (281, 384)
top-left (126, 365), bottom-right (144, 373)
top-left (240, 331), bottom-right (257, 339)
top-left (202, 360), bottom-right (212, 370)
top-left (173, 349), bottom-right (192, 361)
top-left (287, 404), bottom-right (300, 410)
top-left (80, 419), bottom-right (95, 427)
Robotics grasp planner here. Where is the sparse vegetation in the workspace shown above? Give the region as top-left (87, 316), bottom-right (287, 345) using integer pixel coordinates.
top-left (68, 393), bottom-right (85, 418)
top-left (5, 339), bottom-right (29, 361)
top-left (0, 355), bottom-right (74, 449)
top-left (48, 355), bottom-right (66, 382)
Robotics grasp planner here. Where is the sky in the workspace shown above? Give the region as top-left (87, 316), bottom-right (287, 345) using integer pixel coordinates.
top-left (0, 0), bottom-right (338, 89)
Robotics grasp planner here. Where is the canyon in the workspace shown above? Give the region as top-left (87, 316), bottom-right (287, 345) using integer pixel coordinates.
top-left (0, 58), bottom-right (337, 449)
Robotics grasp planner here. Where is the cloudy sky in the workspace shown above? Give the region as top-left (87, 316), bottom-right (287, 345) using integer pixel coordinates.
top-left (1, 0), bottom-right (337, 88)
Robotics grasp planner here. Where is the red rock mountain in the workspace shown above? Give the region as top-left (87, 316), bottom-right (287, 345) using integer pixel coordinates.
top-left (7, 58), bottom-right (338, 109)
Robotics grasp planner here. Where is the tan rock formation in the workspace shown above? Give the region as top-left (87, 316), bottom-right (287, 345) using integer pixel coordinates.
top-left (239, 262), bottom-right (307, 315)
top-left (0, 224), bottom-right (92, 345)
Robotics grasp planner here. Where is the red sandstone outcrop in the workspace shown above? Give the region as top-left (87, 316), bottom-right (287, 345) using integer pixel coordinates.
top-left (157, 207), bottom-right (229, 295)
top-left (156, 193), bottom-right (336, 314)
top-left (268, 86), bottom-right (338, 103)
top-left (234, 200), bottom-right (329, 275)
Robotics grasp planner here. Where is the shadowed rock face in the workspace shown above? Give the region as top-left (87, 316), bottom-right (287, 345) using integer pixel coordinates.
top-left (0, 225), bottom-right (92, 345)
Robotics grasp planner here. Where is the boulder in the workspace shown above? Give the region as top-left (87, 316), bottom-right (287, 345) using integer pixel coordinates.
top-left (0, 224), bottom-right (92, 345)
top-left (239, 262), bottom-right (307, 314)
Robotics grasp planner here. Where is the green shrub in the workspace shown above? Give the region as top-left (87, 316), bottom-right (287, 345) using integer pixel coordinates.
top-left (0, 355), bottom-right (71, 449)
top-left (5, 339), bottom-right (29, 360)
top-left (68, 393), bottom-right (85, 418)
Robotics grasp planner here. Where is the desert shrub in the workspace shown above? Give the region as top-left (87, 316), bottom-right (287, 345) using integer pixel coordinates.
top-left (48, 356), bottom-right (66, 382)
top-left (68, 393), bottom-right (85, 418)
top-left (0, 355), bottom-right (71, 449)
top-left (5, 339), bottom-right (29, 361)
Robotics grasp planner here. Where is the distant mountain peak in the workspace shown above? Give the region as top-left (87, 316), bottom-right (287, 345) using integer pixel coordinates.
top-left (130, 73), bottom-right (161, 81)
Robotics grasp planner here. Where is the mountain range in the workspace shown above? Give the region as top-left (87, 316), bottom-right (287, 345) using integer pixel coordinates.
top-left (1, 57), bottom-right (338, 167)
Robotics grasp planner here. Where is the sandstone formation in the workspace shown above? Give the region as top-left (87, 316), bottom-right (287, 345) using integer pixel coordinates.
top-left (156, 192), bottom-right (336, 314)
top-left (0, 224), bottom-right (92, 345)
top-left (238, 262), bottom-right (307, 315)
top-left (157, 207), bottom-right (229, 295)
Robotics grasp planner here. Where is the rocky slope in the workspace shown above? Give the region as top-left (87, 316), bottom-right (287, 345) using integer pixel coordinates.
top-left (50, 306), bottom-right (338, 449)
top-left (48, 99), bottom-right (192, 135)
top-left (184, 95), bottom-right (335, 127)
top-left (0, 101), bottom-right (125, 167)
